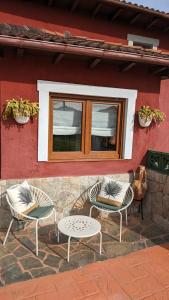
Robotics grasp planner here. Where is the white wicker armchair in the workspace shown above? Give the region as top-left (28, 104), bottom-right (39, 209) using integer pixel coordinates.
top-left (3, 184), bottom-right (57, 256)
top-left (89, 181), bottom-right (134, 242)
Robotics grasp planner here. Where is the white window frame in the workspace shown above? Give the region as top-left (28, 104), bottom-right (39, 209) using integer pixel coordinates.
top-left (127, 34), bottom-right (159, 50)
top-left (37, 81), bottom-right (138, 161)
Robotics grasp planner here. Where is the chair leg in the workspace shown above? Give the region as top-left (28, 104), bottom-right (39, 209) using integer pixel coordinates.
top-left (119, 212), bottom-right (122, 243)
top-left (140, 200), bottom-right (144, 220)
top-left (99, 231), bottom-right (102, 254)
top-left (89, 205), bottom-right (94, 217)
top-left (35, 220), bottom-right (39, 256)
top-left (125, 208), bottom-right (128, 225)
top-left (67, 236), bottom-right (71, 262)
top-left (3, 219), bottom-right (14, 246)
top-left (53, 209), bottom-right (57, 235)
top-left (57, 229), bottom-right (60, 243)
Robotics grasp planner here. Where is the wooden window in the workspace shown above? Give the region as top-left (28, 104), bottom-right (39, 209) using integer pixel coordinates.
top-left (48, 94), bottom-right (125, 161)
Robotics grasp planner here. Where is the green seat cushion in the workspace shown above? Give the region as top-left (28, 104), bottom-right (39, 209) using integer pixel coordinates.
top-left (27, 205), bottom-right (54, 219)
top-left (91, 200), bottom-right (125, 211)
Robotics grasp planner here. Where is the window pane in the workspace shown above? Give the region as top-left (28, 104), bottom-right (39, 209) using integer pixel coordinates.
top-left (53, 100), bottom-right (82, 152)
top-left (91, 103), bottom-right (118, 151)
top-left (133, 41), bottom-right (153, 49)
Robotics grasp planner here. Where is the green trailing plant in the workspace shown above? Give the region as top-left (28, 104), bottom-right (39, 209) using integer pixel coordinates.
top-left (152, 109), bottom-right (166, 124)
top-left (138, 105), bottom-right (165, 125)
top-left (2, 98), bottom-right (39, 121)
top-left (138, 106), bottom-right (153, 121)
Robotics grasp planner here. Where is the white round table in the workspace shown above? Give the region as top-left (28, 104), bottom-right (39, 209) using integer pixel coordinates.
top-left (57, 215), bottom-right (102, 262)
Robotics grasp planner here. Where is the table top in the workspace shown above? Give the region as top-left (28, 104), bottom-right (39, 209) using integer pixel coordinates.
top-left (58, 215), bottom-right (101, 238)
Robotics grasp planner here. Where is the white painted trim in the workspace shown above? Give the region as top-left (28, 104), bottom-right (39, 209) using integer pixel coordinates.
top-left (127, 34), bottom-right (159, 50)
top-left (37, 81), bottom-right (138, 161)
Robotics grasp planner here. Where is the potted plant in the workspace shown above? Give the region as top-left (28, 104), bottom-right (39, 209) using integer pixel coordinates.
top-left (2, 98), bottom-right (39, 124)
top-left (138, 105), bottom-right (153, 127)
top-left (138, 106), bottom-right (165, 128)
top-left (152, 109), bottom-right (166, 125)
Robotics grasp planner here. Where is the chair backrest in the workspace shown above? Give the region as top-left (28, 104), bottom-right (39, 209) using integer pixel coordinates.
top-left (5, 184), bottom-right (53, 219)
top-left (89, 181), bottom-right (134, 211)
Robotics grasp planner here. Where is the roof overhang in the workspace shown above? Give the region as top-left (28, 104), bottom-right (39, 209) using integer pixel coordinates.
top-left (1, 35), bottom-right (169, 68)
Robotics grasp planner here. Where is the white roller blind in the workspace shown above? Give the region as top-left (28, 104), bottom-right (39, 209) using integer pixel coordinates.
top-left (53, 105), bottom-right (117, 136)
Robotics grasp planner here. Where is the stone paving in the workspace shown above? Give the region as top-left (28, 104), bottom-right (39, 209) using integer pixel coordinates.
top-left (0, 211), bottom-right (169, 287)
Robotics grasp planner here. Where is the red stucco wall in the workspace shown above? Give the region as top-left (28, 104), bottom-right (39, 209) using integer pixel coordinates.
top-left (0, 0), bottom-right (169, 179)
top-left (0, 0), bottom-right (169, 51)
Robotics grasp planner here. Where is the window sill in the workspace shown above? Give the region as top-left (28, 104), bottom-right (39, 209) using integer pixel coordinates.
top-left (46, 157), bottom-right (130, 163)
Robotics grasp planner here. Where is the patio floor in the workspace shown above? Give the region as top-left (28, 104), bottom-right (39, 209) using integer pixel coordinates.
top-left (1, 211), bottom-right (169, 288)
top-left (1, 243), bottom-right (169, 299)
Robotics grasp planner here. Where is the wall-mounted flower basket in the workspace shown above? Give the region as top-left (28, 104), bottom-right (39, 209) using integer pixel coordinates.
top-left (14, 115), bottom-right (30, 124)
top-left (2, 98), bottom-right (39, 124)
top-left (138, 115), bottom-right (152, 128)
top-left (138, 106), bottom-right (165, 128)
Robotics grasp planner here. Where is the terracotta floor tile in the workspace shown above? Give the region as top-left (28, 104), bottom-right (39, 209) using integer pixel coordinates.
top-left (144, 288), bottom-right (169, 300)
top-left (79, 264), bottom-right (108, 282)
top-left (8, 277), bottom-right (56, 300)
top-left (119, 251), bottom-right (150, 267)
top-left (152, 270), bottom-right (169, 288)
top-left (54, 278), bottom-right (83, 299)
top-left (129, 263), bottom-right (149, 279)
top-left (105, 264), bottom-right (135, 284)
top-left (143, 261), bottom-right (166, 275)
top-left (35, 291), bottom-right (67, 300)
top-left (94, 277), bottom-right (130, 300)
top-left (0, 288), bottom-right (14, 300)
top-left (77, 280), bottom-right (100, 298)
top-left (122, 275), bottom-right (164, 299)
top-left (21, 298), bottom-right (35, 300)
top-left (77, 294), bottom-right (106, 300)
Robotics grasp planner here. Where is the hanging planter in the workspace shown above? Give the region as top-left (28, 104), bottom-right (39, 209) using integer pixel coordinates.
top-left (138, 106), bottom-right (165, 128)
top-left (138, 114), bottom-right (152, 128)
top-left (2, 98), bottom-right (39, 124)
top-left (14, 115), bottom-right (30, 124)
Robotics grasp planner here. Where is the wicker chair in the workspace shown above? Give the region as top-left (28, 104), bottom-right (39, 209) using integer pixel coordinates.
top-left (89, 181), bottom-right (134, 242)
top-left (3, 184), bottom-right (57, 256)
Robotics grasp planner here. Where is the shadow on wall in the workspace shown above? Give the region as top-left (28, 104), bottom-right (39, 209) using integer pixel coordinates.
top-left (0, 192), bottom-right (12, 229)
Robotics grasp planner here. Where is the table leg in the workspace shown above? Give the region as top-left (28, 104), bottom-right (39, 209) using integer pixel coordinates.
top-left (67, 236), bottom-right (71, 262)
top-left (99, 231), bottom-right (102, 254)
top-left (57, 229), bottom-right (60, 243)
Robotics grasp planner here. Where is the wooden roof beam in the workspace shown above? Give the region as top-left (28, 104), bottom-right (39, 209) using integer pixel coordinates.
top-left (17, 48), bottom-right (24, 57)
top-left (153, 66), bottom-right (168, 75)
top-left (164, 25), bottom-right (169, 32)
top-left (120, 62), bottom-right (136, 72)
top-left (53, 53), bottom-right (64, 64)
top-left (70, 0), bottom-right (79, 12)
top-left (129, 13), bottom-right (142, 25)
top-left (161, 75), bottom-right (169, 80)
top-left (48, 0), bottom-right (54, 6)
top-left (92, 3), bottom-right (102, 17)
top-left (89, 58), bottom-right (102, 69)
top-left (146, 18), bottom-right (158, 30)
top-left (0, 48), bottom-right (4, 58)
top-left (111, 8), bottom-right (123, 22)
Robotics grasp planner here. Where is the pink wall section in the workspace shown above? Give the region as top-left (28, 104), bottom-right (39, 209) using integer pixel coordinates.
top-left (1, 49), bottom-right (166, 180)
top-left (149, 79), bottom-right (169, 152)
top-left (0, 0), bottom-right (169, 179)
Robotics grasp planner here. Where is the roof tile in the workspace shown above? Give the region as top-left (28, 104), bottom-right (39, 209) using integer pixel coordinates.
top-left (0, 24), bottom-right (169, 61)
